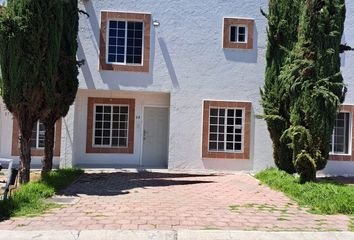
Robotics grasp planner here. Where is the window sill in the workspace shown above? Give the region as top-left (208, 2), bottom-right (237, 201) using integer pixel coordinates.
top-left (92, 145), bottom-right (129, 149)
top-left (329, 154), bottom-right (353, 161)
top-left (86, 147), bottom-right (133, 154)
top-left (99, 61), bottom-right (149, 73)
top-left (208, 150), bottom-right (244, 154)
top-left (329, 153), bottom-right (351, 156)
top-left (106, 62), bottom-right (144, 67)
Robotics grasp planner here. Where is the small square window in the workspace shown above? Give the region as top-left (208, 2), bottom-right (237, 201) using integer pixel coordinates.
top-left (223, 18), bottom-right (254, 49)
top-left (230, 25), bottom-right (247, 43)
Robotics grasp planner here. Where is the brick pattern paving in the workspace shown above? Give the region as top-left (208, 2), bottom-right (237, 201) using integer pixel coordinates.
top-left (0, 171), bottom-right (350, 231)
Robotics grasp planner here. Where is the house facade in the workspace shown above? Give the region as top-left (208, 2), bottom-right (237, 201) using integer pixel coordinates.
top-left (0, 0), bottom-right (354, 175)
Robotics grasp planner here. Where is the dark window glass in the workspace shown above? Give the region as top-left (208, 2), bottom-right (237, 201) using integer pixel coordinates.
top-left (209, 142), bottom-right (217, 150)
top-left (239, 26), bottom-right (246, 34)
top-left (119, 138), bottom-right (127, 146)
top-left (235, 143), bottom-right (242, 151)
top-left (95, 121), bottom-right (102, 129)
top-left (210, 108), bottom-right (218, 116)
top-left (109, 21), bottom-right (117, 29)
top-left (210, 134), bottom-right (217, 141)
top-left (226, 143), bottom-right (233, 150)
top-left (230, 26), bottom-right (236, 42)
top-left (218, 142), bottom-right (224, 150)
top-left (112, 138), bottom-right (118, 146)
top-left (118, 21), bottom-right (126, 29)
top-left (236, 118), bottom-right (242, 125)
top-left (103, 138), bottom-right (110, 145)
top-left (238, 34), bottom-right (246, 42)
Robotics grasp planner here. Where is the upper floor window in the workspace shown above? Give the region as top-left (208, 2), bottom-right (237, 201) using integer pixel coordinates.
top-left (107, 20), bottom-right (144, 65)
top-left (230, 25), bottom-right (247, 43)
top-left (100, 11), bottom-right (151, 73)
top-left (330, 112), bottom-right (351, 155)
top-left (223, 18), bottom-right (254, 50)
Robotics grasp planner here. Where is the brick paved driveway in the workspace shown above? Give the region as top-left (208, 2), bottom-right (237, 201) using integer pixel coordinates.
top-left (0, 171), bottom-right (350, 231)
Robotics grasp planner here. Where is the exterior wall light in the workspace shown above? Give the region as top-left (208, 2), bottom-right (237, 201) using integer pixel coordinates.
top-left (153, 20), bottom-right (160, 28)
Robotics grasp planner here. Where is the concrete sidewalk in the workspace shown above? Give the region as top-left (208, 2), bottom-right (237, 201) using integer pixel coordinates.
top-left (0, 230), bottom-right (354, 240)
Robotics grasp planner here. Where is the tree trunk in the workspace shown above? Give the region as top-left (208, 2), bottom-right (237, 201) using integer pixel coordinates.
top-left (41, 120), bottom-right (55, 177)
top-left (19, 128), bottom-right (32, 184)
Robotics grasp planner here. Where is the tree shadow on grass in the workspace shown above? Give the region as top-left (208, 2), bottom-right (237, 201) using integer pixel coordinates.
top-left (61, 171), bottom-right (219, 197)
top-left (318, 176), bottom-right (354, 185)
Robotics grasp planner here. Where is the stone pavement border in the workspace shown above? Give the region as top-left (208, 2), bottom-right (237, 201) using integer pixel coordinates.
top-left (0, 230), bottom-right (354, 240)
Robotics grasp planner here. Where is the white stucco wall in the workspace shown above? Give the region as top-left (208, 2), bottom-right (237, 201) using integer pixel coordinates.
top-left (74, 0), bottom-right (354, 173)
top-left (341, 1), bottom-right (354, 104)
top-left (76, 0), bottom-right (274, 171)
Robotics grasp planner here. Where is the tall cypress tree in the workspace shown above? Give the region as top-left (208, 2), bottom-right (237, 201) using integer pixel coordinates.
top-left (262, 0), bottom-right (346, 183)
top-left (261, 0), bottom-right (301, 173)
top-left (0, 0), bottom-right (63, 183)
top-left (41, 0), bottom-right (79, 176)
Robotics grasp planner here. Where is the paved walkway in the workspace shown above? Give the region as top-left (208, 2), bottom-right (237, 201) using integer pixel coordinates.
top-left (0, 171), bottom-right (351, 231)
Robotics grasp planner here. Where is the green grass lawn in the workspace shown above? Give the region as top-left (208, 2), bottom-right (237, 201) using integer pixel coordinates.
top-left (0, 168), bottom-right (83, 218)
top-left (255, 168), bottom-right (354, 215)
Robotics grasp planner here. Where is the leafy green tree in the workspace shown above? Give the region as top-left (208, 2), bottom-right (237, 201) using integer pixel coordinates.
top-left (41, 0), bottom-right (79, 176)
top-left (262, 0), bottom-right (347, 183)
top-left (0, 0), bottom-right (63, 183)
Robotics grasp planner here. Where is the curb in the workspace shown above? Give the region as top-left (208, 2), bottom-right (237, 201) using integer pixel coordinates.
top-left (1, 230), bottom-right (354, 240)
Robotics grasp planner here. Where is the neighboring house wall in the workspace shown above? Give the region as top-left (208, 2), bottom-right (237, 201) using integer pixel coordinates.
top-left (0, 99), bottom-right (60, 167)
top-left (322, 0), bottom-right (354, 175)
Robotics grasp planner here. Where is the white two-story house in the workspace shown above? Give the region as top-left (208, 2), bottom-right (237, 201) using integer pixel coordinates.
top-left (0, 0), bottom-right (354, 175)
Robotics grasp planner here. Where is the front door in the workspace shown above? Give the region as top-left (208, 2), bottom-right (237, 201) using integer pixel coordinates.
top-left (142, 107), bottom-right (169, 168)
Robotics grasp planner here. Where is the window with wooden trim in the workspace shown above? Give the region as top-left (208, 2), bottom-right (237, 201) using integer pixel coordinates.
top-left (107, 20), bottom-right (144, 65)
top-left (208, 108), bottom-right (244, 153)
top-left (202, 101), bottom-right (251, 160)
top-left (86, 97), bottom-right (135, 154)
top-left (100, 11), bottom-right (151, 72)
top-left (11, 119), bottom-right (62, 156)
top-left (93, 104), bottom-right (129, 148)
top-left (223, 18), bottom-right (254, 49)
top-left (230, 25), bottom-right (247, 43)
